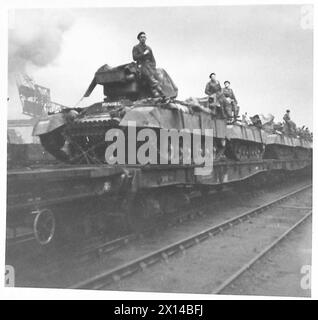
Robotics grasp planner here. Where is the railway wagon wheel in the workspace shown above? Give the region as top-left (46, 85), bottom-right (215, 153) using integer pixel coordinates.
top-left (128, 192), bottom-right (163, 232)
top-left (33, 208), bottom-right (56, 246)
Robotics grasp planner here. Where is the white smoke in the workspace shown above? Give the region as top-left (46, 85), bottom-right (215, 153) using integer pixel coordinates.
top-left (8, 9), bottom-right (74, 119)
top-left (9, 9), bottom-right (74, 77)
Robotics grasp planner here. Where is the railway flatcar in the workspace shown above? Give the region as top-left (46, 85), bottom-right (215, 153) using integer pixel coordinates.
top-left (7, 128), bottom-right (56, 168)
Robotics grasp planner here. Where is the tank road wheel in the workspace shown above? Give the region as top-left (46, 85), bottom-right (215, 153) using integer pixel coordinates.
top-left (39, 130), bottom-right (69, 162)
top-left (213, 138), bottom-right (226, 161)
top-left (242, 145), bottom-right (248, 161)
top-left (33, 208), bottom-right (56, 246)
top-left (248, 144), bottom-right (259, 160)
top-left (233, 142), bottom-right (243, 161)
top-left (157, 138), bottom-right (175, 164)
top-left (258, 145), bottom-right (265, 160)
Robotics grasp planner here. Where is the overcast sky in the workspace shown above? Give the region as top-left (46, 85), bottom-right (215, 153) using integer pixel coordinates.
top-left (8, 5), bottom-right (313, 129)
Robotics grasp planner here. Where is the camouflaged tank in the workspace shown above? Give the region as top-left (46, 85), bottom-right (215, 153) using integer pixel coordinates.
top-left (33, 62), bottom-right (229, 164)
top-left (263, 132), bottom-right (312, 160)
top-left (224, 123), bottom-right (266, 161)
top-left (224, 124), bottom-right (312, 161)
top-left (33, 62), bottom-right (177, 164)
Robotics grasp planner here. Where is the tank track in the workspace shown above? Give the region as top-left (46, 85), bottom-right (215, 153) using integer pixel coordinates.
top-left (40, 117), bottom-right (310, 165)
top-left (64, 120), bottom-right (228, 164)
top-left (226, 140), bottom-right (265, 161)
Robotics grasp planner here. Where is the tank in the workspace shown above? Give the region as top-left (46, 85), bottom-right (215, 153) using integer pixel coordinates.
top-left (263, 133), bottom-right (312, 160)
top-left (33, 62), bottom-right (228, 164)
top-left (225, 124), bottom-right (265, 161)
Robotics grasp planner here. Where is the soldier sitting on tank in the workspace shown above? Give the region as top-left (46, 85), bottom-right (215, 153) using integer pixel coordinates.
top-left (304, 127), bottom-right (311, 140)
top-left (241, 112), bottom-right (252, 126)
top-left (297, 125), bottom-right (305, 138)
top-left (222, 81), bottom-right (239, 122)
top-left (204, 73), bottom-right (226, 118)
top-left (132, 32), bottom-right (163, 98)
top-left (250, 114), bottom-right (262, 129)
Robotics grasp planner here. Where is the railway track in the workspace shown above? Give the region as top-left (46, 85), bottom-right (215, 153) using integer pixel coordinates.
top-left (71, 183), bottom-right (311, 290)
top-left (79, 205), bottom-right (206, 261)
top-left (7, 209), bottom-right (201, 257)
top-left (5, 189), bottom-right (208, 281)
top-left (6, 233), bottom-right (35, 247)
top-left (5, 176), bottom-right (294, 264)
top-left (211, 210), bottom-right (312, 294)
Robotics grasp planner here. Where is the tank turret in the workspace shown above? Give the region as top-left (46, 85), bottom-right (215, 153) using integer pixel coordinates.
top-left (83, 63), bottom-right (178, 101)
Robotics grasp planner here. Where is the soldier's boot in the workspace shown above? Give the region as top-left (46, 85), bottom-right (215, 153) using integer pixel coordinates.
top-left (157, 85), bottom-right (165, 98)
top-left (151, 88), bottom-right (160, 97)
top-left (151, 83), bottom-right (165, 98)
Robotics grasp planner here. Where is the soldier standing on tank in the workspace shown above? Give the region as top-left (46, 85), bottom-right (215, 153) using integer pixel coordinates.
top-left (283, 109), bottom-right (291, 122)
top-left (205, 73), bottom-right (226, 117)
top-left (283, 109), bottom-right (291, 134)
top-left (132, 32), bottom-right (163, 97)
top-left (223, 81), bottom-right (239, 121)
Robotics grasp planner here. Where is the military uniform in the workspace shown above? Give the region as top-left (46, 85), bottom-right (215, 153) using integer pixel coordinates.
top-left (283, 112), bottom-right (291, 134)
top-left (223, 86), bottom-right (239, 120)
top-left (132, 43), bottom-right (161, 95)
top-left (204, 79), bottom-right (226, 117)
top-left (283, 113), bottom-right (290, 122)
top-left (222, 87), bottom-right (237, 104)
top-left (205, 79), bottom-right (222, 96)
top-left (283, 112), bottom-right (296, 136)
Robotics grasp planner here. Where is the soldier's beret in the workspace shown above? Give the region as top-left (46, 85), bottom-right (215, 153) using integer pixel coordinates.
top-left (137, 32), bottom-right (146, 40)
top-left (209, 73), bottom-right (215, 78)
top-left (224, 81), bottom-right (230, 85)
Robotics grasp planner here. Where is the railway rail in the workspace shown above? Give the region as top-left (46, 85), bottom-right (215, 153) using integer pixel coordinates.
top-left (6, 233), bottom-right (35, 247)
top-left (6, 191), bottom-right (210, 282)
top-left (6, 175), bottom-right (307, 287)
top-left (79, 204), bottom-right (206, 260)
top-left (211, 210), bottom-right (312, 294)
top-left (70, 184), bottom-right (311, 290)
